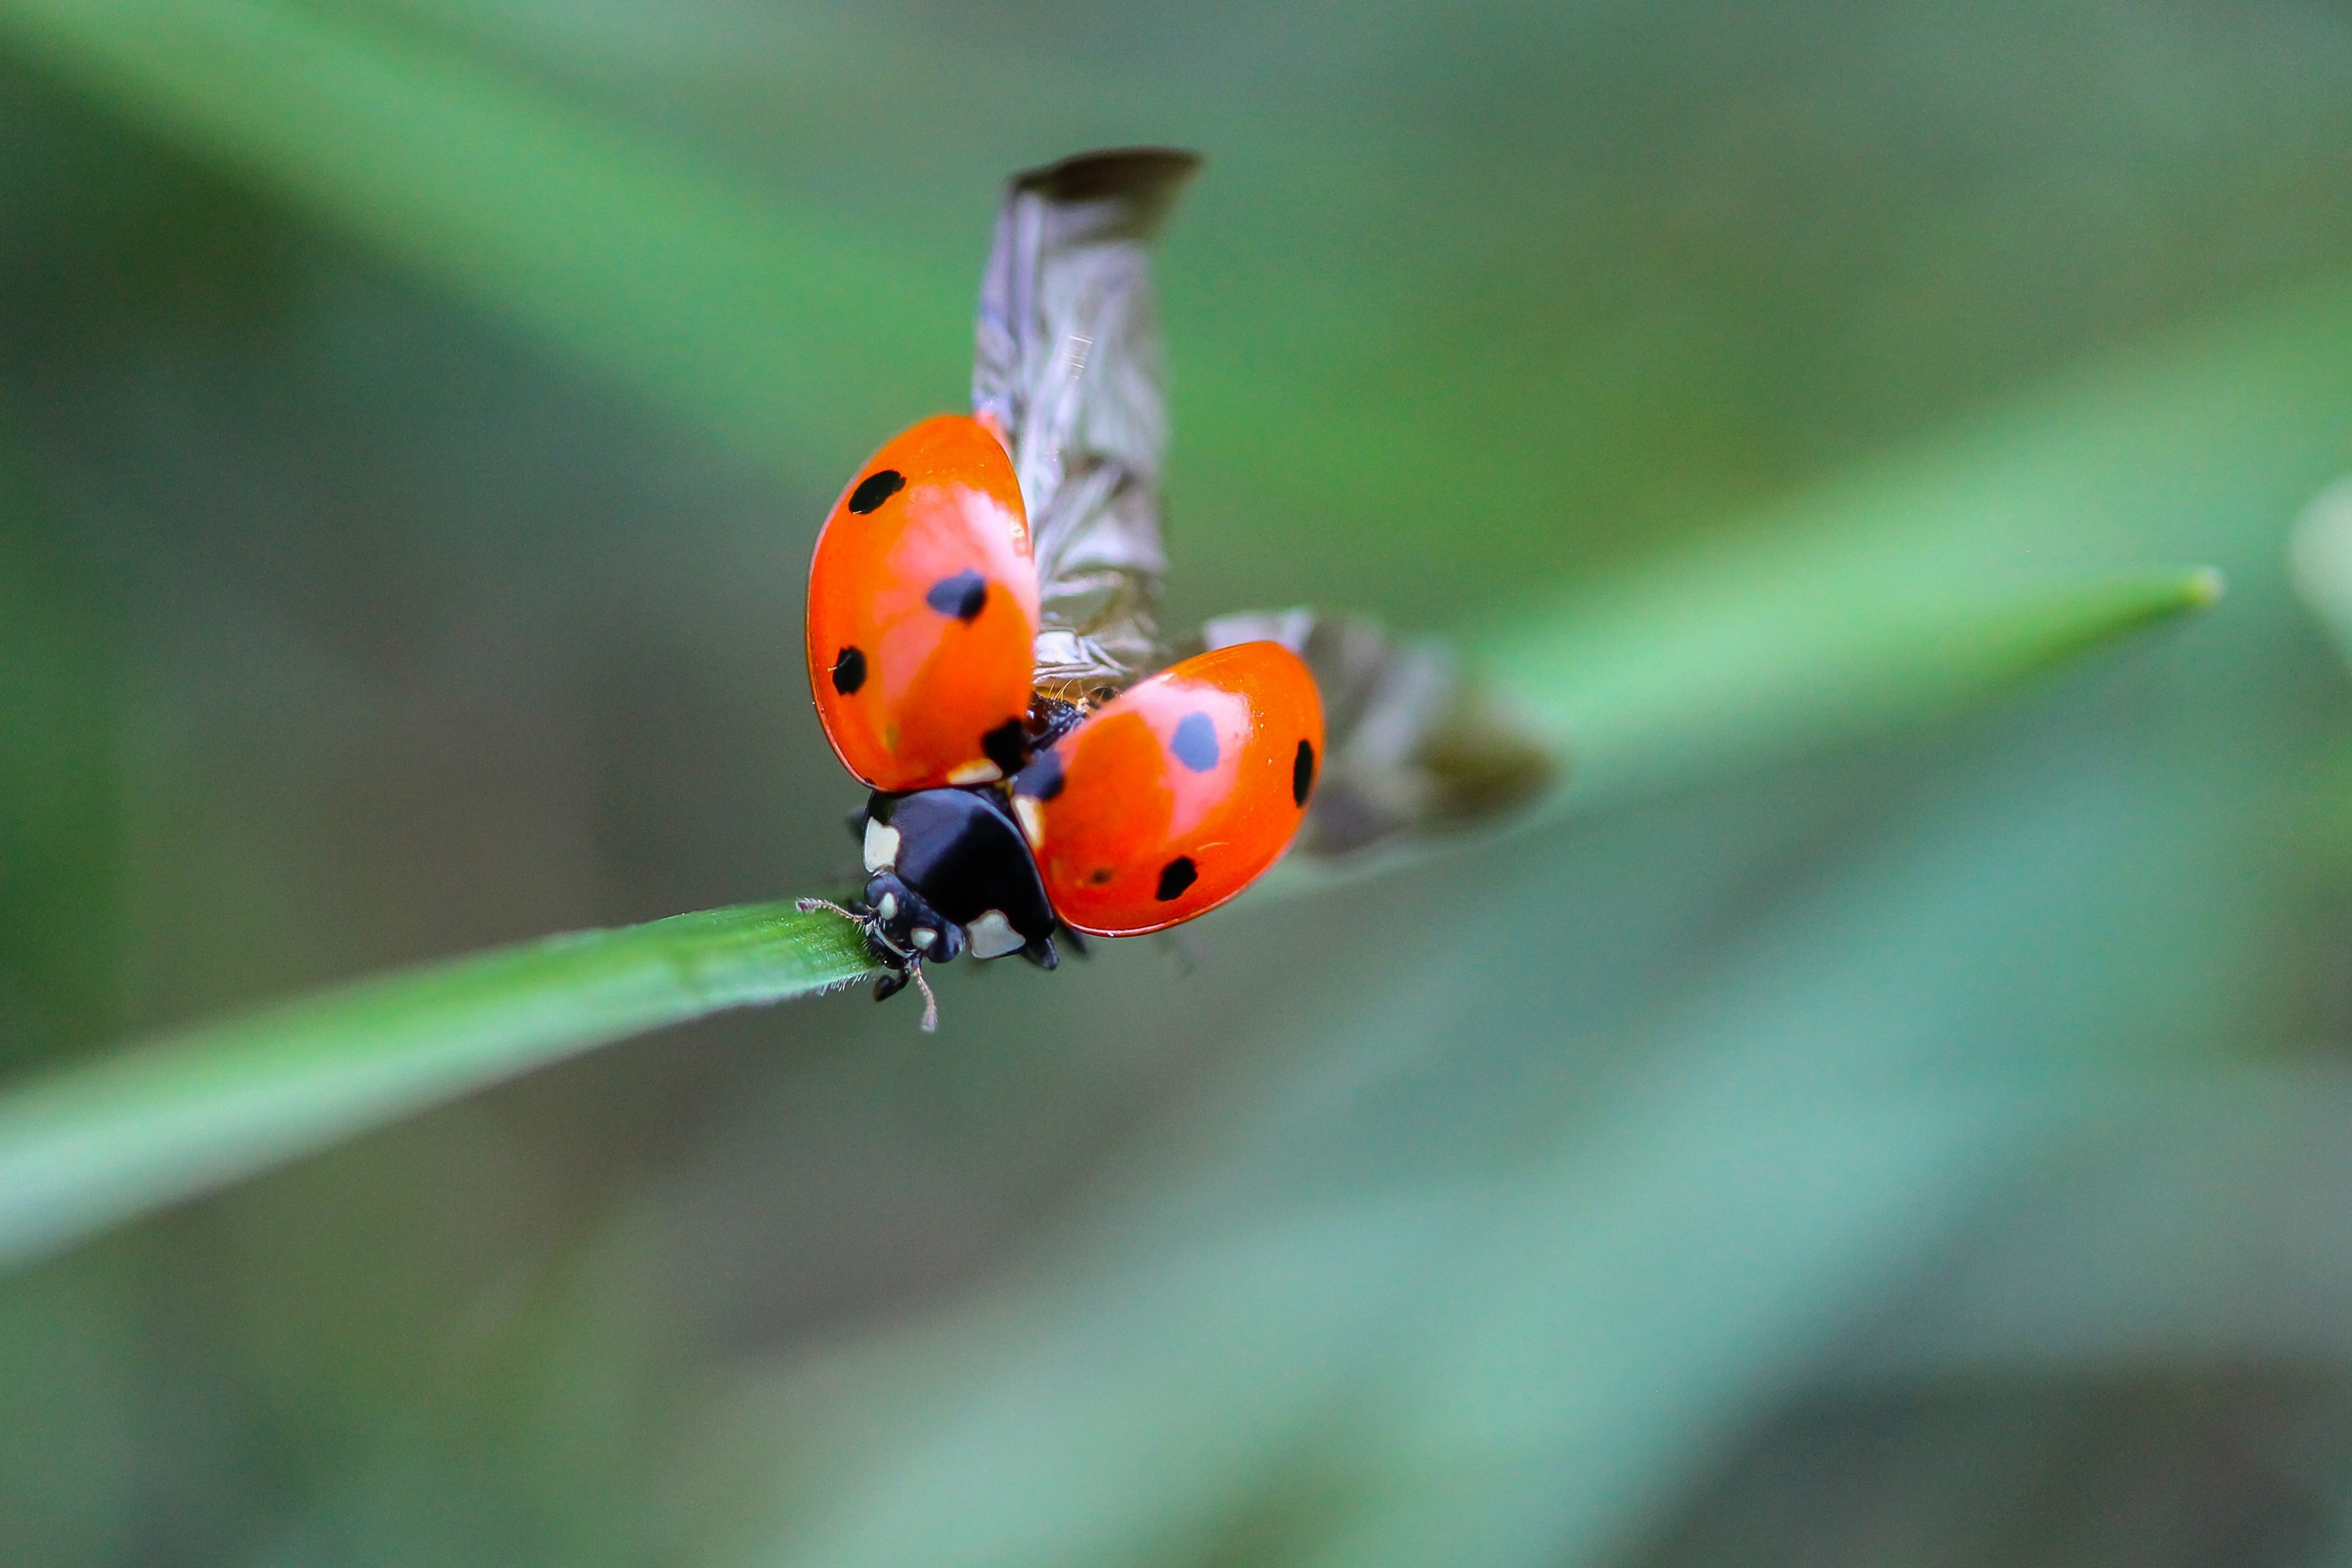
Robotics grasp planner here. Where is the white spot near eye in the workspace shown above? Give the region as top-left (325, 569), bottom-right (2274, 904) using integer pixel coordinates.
top-left (966, 911), bottom-right (1023, 959)
top-left (911, 927), bottom-right (938, 949)
top-left (863, 819), bottom-right (901, 873)
top-left (1012, 794), bottom-right (1046, 848)
top-left (876, 891), bottom-right (898, 921)
top-left (947, 759), bottom-right (1004, 786)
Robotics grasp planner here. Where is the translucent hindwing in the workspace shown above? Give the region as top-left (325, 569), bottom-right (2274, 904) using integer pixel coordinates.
top-left (973, 148), bottom-right (1200, 701)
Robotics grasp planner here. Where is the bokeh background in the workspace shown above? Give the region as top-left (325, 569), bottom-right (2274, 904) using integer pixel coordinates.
top-left (8, 1), bottom-right (2352, 1564)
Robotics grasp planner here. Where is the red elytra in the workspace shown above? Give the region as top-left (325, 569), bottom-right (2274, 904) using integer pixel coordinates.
top-left (1009, 641), bottom-right (1324, 937)
top-left (804, 416), bottom-right (1038, 793)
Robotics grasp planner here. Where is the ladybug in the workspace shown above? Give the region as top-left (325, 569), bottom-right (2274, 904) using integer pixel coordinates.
top-left (801, 417), bottom-right (1324, 1026)
top-left (798, 149), bottom-right (1325, 1026)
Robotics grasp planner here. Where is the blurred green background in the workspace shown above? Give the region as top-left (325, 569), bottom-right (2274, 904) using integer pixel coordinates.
top-left (6, 1), bottom-right (2352, 1563)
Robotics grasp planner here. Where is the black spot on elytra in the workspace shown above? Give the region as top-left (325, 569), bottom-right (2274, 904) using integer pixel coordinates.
top-left (847, 470), bottom-right (904, 514)
top-left (1014, 749), bottom-right (1066, 801)
top-left (1088, 865), bottom-right (1115, 885)
top-left (1156, 856), bottom-right (1197, 901)
top-left (1293, 739), bottom-right (1316, 805)
top-left (982, 718), bottom-right (1027, 776)
top-left (1170, 712), bottom-right (1219, 772)
top-left (831, 645), bottom-right (866, 695)
top-left (925, 570), bottom-right (988, 622)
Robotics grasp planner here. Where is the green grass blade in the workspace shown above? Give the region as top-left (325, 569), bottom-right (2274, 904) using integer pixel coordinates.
top-left (1511, 564), bottom-right (2225, 814)
top-left (1261, 565), bottom-right (2221, 894)
top-left (0, 0), bottom-right (961, 470)
top-left (0, 903), bottom-right (873, 1270)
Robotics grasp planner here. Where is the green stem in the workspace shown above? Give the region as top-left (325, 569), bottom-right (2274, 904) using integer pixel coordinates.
top-left (0, 902), bottom-right (875, 1268)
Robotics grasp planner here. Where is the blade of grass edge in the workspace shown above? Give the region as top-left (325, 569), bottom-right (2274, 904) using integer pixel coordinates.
top-left (1261, 565), bottom-right (2224, 894)
top-left (0, 902), bottom-right (875, 1271)
top-left (1514, 564), bottom-right (2226, 811)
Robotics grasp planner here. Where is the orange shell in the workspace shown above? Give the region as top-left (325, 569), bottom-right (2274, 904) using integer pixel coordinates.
top-left (805, 416), bottom-right (1039, 792)
top-left (1012, 641), bottom-right (1323, 936)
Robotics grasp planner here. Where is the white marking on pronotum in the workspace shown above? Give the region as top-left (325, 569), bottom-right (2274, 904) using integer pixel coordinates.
top-left (1011, 794), bottom-right (1046, 848)
top-left (863, 819), bottom-right (901, 873)
top-left (966, 910), bottom-right (1024, 960)
top-left (947, 759), bottom-right (1004, 786)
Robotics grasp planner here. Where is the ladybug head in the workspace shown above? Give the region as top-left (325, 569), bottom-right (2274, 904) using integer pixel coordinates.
top-left (800, 787), bottom-right (1063, 1033)
top-left (861, 870), bottom-right (966, 966)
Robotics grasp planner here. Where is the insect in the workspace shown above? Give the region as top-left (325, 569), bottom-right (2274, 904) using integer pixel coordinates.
top-left (801, 149), bottom-right (1555, 1027)
top-left (802, 150), bottom-right (1326, 1026)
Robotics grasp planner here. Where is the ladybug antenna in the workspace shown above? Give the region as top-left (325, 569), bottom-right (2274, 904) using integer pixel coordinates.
top-left (908, 961), bottom-right (940, 1032)
top-left (797, 896), bottom-right (867, 924)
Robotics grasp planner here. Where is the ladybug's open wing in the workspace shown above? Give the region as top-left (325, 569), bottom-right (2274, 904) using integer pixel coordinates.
top-left (1186, 608), bottom-right (1561, 858)
top-left (974, 148), bottom-right (1199, 700)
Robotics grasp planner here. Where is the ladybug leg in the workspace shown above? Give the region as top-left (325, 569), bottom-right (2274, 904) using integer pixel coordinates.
top-left (906, 961), bottom-right (940, 1032)
top-left (865, 955), bottom-right (940, 1032)
top-left (799, 879), bottom-right (938, 1031)
top-left (1021, 933), bottom-right (1058, 971)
